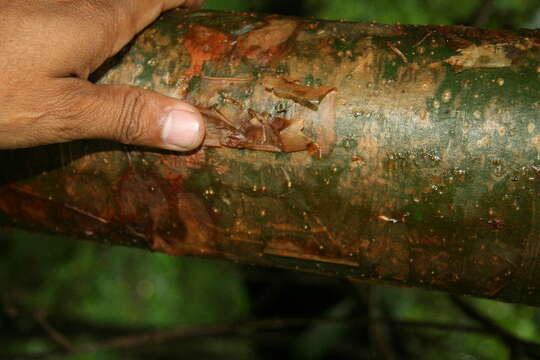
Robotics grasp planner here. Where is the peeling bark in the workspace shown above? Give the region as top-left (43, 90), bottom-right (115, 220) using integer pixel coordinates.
top-left (1, 10), bottom-right (540, 305)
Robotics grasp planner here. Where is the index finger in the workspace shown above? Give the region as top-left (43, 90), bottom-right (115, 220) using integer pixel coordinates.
top-left (54, 0), bottom-right (204, 77)
top-left (105, 0), bottom-right (202, 56)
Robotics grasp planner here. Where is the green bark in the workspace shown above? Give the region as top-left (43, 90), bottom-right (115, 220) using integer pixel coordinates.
top-left (1, 9), bottom-right (540, 305)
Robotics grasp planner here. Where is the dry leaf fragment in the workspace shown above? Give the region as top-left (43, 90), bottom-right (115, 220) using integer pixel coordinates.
top-left (444, 44), bottom-right (512, 71)
top-left (262, 77), bottom-right (336, 111)
top-left (279, 119), bottom-right (314, 152)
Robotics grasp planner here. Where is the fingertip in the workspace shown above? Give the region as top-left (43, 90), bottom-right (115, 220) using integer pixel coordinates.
top-left (161, 106), bottom-right (205, 151)
top-left (183, 0), bottom-right (205, 8)
top-left (164, 0), bottom-right (204, 10)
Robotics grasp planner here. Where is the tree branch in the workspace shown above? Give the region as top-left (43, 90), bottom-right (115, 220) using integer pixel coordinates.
top-left (450, 296), bottom-right (540, 359)
top-left (3, 316), bottom-right (497, 360)
top-left (34, 312), bottom-right (74, 352)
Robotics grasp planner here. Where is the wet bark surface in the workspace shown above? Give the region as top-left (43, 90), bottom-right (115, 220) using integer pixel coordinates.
top-left (1, 9), bottom-right (540, 305)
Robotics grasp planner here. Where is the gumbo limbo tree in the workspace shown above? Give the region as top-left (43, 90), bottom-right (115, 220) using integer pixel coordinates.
top-left (1, 9), bottom-right (540, 306)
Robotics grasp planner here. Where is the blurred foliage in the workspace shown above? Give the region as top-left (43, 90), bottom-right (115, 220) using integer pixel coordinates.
top-left (203, 0), bottom-right (540, 28)
top-left (1, 231), bottom-right (251, 358)
top-left (1, 232), bottom-right (249, 328)
top-left (4, 231), bottom-right (540, 359)
top-left (3, 1), bottom-right (540, 359)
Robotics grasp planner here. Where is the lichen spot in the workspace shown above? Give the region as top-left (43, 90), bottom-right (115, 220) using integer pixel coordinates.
top-left (419, 108), bottom-right (428, 122)
top-left (532, 134), bottom-right (540, 152)
top-left (496, 78), bottom-right (505, 86)
top-left (528, 123), bottom-right (535, 134)
top-left (442, 89), bottom-right (452, 103)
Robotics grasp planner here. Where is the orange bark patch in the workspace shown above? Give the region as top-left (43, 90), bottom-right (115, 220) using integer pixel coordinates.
top-left (182, 26), bottom-right (231, 77)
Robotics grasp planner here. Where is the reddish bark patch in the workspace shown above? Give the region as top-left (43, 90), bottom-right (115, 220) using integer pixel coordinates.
top-left (431, 25), bottom-right (522, 44)
top-left (152, 192), bottom-right (217, 256)
top-left (363, 235), bottom-right (410, 282)
top-left (182, 26), bottom-right (231, 77)
top-left (0, 186), bottom-right (110, 239)
top-left (117, 171), bottom-right (178, 237)
top-left (116, 170), bottom-right (217, 256)
top-left (445, 34), bottom-right (474, 51)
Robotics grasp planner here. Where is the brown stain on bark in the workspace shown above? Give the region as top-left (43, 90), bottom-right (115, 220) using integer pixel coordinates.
top-left (0, 186), bottom-right (111, 239)
top-left (116, 168), bottom-right (218, 256)
top-left (164, 192), bottom-right (217, 255)
top-left (363, 235), bottom-right (410, 282)
top-left (264, 248), bottom-right (359, 267)
top-left (117, 171), bottom-right (180, 239)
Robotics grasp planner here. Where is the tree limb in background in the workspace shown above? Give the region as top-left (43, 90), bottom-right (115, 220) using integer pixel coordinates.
top-left (3, 316), bottom-right (496, 360)
top-left (473, 0), bottom-right (495, 28)
top-left (34, 312), bottom-right (74, 352)
top-left (450, 296), bottom-right (540, 359)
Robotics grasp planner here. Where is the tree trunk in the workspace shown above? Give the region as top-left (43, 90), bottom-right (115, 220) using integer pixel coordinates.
top-left (1, 9), bottom-right (540, 305)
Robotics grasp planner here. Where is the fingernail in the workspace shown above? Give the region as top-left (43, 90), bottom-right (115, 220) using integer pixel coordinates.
top-left (162, 110), bottom-right (202, 150)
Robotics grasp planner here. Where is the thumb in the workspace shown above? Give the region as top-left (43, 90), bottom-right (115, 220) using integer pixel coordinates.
top-left (38, 78), bottom-right (205, 151)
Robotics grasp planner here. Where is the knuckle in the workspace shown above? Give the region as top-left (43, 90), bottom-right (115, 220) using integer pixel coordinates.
top-left (35, 85), bottom-right (92, 142)
top-left (76, 0), bottom-right (119, 44)
top-left (114, 90), bottom-right (148, 144)
top-left (79, 0), bottom-right (116, 19)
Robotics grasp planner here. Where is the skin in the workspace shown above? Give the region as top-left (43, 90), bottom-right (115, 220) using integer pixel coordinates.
top-left (0, 0), bottom-right (206, 151)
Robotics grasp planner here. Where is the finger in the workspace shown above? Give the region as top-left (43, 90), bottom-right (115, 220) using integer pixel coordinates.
top-left (2, 1), bottom-right (206, 78)
top-left (89, 0), bottom-right (203, 60)
top-left (1, 78), bottom-right (205, 151)
top-left (41, 0), bottom-right (203, 76)
top-left (107, 0), bottom-right (189, 54)
top-left (184, 0), bottom-right (206, 8)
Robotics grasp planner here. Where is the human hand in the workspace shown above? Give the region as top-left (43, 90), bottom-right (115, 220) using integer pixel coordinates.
top-left (0, 0), bottom-right (205, 151)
